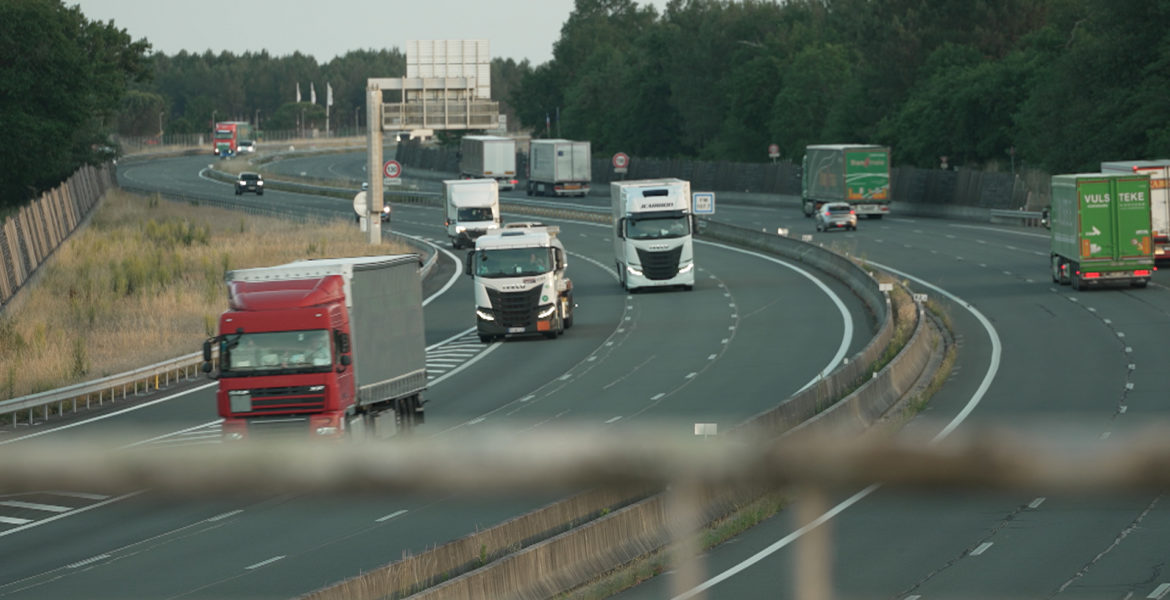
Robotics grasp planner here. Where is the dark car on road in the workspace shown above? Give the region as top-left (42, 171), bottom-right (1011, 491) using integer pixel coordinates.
top-left (236, 172), bottom-right (264, 195)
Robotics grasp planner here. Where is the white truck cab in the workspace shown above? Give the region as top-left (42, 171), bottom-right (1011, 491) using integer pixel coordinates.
top-left (611, 179), bottom-right (696, 292)
top-left (444, 179), bottom-right (500, 249)
top-left (464, 223), bottom-right (574, 343)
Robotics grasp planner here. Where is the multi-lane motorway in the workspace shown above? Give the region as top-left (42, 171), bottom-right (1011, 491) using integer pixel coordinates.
top-left (0, 152), bottom-right (871, 599)
top-left (4, 150), bottom-right (1170, 599)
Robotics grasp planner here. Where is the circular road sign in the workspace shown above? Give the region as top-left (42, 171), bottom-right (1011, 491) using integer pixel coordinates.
top-left (353, 191), bottom-right (368, 216)
top-left (612, 152), bottom-right (629, 169)
top-left (383, 160), bottom-right (402, 179)
top-left (768, 143), bottom-right (780, 157)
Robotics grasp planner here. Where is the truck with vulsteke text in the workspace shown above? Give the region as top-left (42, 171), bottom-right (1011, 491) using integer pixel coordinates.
top-left (1050, 172), bottom-right (1154, 290)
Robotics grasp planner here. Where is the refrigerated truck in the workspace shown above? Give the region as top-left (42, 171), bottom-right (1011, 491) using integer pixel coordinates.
top-left (1101, 160), bottom-right (1170, 262)
top-left (527, 139), bottom-right (591, 197)
top-left (460, 135), bottom-right (518, 191)
top-left (444, 178), bottom-right (500, 249)
top-left (1050, 173), bottom-right (1155, 290)
top-left (201, 255), bottom-right (427, 439)
top-left (801, 144), bottom-right (891, 218)
top-left (611, 178), bottom-right (695, 292)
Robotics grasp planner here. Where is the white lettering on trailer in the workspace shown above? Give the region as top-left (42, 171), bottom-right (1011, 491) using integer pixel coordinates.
top-left (1084, 193), bottom-right (1112, 204)
top-left (1120, 191), bottom-right (1146, 203)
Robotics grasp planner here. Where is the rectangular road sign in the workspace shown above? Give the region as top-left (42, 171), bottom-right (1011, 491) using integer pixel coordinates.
top-left (693, 192), bottom-right (715, 214)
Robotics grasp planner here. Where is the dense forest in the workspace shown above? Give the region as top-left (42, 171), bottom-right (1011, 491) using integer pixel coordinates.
top-left (5, 0), bottom-right (1170, 210)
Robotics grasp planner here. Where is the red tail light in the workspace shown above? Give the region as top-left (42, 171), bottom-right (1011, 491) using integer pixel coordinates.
top-left (1083, 272), bottom-right (1101, 279)
top-left (1134, 269), bottom-right (1152, 277)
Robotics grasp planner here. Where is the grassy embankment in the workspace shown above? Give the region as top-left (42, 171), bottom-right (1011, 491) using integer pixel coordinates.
top-left (0, 189), bottom-right (414, 401)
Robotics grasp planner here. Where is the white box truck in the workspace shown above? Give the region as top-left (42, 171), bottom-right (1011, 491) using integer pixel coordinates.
top-left (460, 135), bottom-right (517, 191)
top-left (444, 179), bottom-right (500, 249)
top-left (464, 223), bottom-right (575, 343)
top-left (611, 179), bottom-right (696, 292)
top-left (527, 139), bottom-right (591, 197)
top-left (1101, 160), bottom-right (1170, 262)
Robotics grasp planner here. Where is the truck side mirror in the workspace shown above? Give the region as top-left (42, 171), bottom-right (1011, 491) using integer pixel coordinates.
top-left (202, 340), bottom-right (213, 363)
top-left (616, 218), bottom-right (625, 239)
top-left (464, 252), bottom-right (475, 276)
top-left (336, 331), bottom-right (351, 354)
top-left (340, 355), bottom-right (352, 367)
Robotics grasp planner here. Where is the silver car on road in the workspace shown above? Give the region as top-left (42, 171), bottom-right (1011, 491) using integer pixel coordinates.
top-left (814, 202), bottom-right (858, 232)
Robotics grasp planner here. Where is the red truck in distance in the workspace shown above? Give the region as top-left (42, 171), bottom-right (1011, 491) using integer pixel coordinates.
top-left (213, 121), bottom-right (253, 157)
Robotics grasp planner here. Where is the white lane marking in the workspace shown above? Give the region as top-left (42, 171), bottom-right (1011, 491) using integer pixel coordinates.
top-left (673, 263), bottom-right (1001, 600)
top-left (123, 419), bottom-right (223, 448)
top-left (376, 509), bottom-right (408, 523)
top-left (67, 554), bottom-right (110, 569)
top-left (0, 516), bottom-right (32, 525)
top-left (0, 492), bottom-right (144, 538)
top-left (44, 491), bottom-right (109, 500)
top-left (0, 501), bottom-right (70, 513)
top-left (948, 223), bottom-right (1050, 239)
top-left (970, 542), bottom-right (993, 556)
top-left (1149, 583), bottom-right (1170, 599)
top-left (207, 510), bottom-right (244, 522)
top-left (0, 383), bottom-right (218, 445)
top-left (651, 393), bottom-right (665, 401)
top-left (245, 555), bottom-right (286, 570)
top-left (467, 417), bottom-right (486, 426)
top-left (605, 416), bottom-right (622, 424)
top-left (1028, 497), bottom-right (1046, 509)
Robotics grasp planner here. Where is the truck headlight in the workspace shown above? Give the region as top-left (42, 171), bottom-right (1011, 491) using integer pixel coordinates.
top-left (626, 264), bottom-right (643, 277)
top-left (537, 304), bottom-right (557, 319)
top-left (256, 180), bottom-right (263, 186)
top-left (237, 179), bottom-right (245, 185)
top-left (475, 308), bottom-right (495, 321)
top-left (315, 426), bottom-right (339, 436)
top-left (456, 226), bottom-right (467, 233)
top-left (679, 262), bottom-right (695, 274)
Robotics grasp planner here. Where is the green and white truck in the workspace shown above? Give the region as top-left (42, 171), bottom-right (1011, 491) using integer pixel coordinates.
top-left (801, 144), bottom-right (891, 218)
top-left (1050, 172), bottom-right (1155, 290)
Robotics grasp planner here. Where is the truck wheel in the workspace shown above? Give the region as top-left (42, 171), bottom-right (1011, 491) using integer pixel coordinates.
top-left (1071, 273), bottom-right (1082, 291)
top-left (1133, 279), bottom-right (1149, 288)
top-left (526, 182), bottom-right (533, 196)
top-left (1050, 255), bottom-right (1061, 283)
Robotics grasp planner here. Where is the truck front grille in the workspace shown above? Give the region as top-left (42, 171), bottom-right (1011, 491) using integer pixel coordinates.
top-left (636, 247), bottom-right (683, 280)
top-left (246, 416), bottom-right (311, 438)
top-left (236, 385), bottom-right (326, 415)
top-left (486, 287), bottom-right (543, 327)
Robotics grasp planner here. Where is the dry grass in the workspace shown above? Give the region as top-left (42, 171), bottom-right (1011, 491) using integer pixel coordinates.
top-left (0, 189), bottom-right (414, 400)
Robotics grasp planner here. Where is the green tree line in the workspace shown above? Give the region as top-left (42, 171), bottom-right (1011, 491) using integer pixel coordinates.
top-left (511, 0), bottom-right (1170, 174)
top-left (6, 0), bottom-right (1169, 210)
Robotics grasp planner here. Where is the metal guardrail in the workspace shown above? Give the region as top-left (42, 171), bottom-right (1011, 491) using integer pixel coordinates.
top-left (0, 352), bottom-right (208, 427)
top-left (990, 208), bottom-right (1045, 227)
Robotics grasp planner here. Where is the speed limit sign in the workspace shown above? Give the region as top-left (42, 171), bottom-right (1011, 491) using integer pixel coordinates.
top-left (612, 152), bottom-right (629, 174)
top-left (383, 160), bottom-right (401, 179)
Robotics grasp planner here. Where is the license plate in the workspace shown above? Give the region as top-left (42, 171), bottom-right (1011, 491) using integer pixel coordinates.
top-left (507, 327), bottom-right (525, 333)
top-left (858, 204), bottom-right (876, 212)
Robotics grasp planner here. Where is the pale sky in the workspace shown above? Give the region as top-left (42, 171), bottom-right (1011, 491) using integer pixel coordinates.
top-left (69, 0), bottom-right (669, 65)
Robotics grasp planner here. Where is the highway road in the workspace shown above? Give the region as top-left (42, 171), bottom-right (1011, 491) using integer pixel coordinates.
top-left (0, 152), bottom-right (875, 599)
top-left (612, 206), bottom-right (1170, 598)
top-left (194, 151), bottom-right (1170, 600)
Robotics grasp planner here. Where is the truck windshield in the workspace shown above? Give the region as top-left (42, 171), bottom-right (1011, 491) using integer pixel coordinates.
top-left (626, 214), bottom-right (690, 240)
top-left (223, 330), bottom-right (332, 372)
top-left (215, 130), bottom-right (233, 140)
top-left (473, 248), bottom-right (551, 278)
top-left (458, 207), bottom-right (494, 221)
